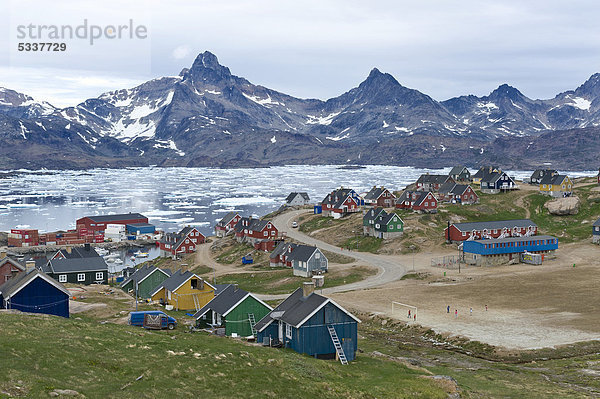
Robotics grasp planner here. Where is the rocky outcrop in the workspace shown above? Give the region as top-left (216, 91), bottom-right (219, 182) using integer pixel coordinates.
top-left (544, 196), bottom-right (581, 215)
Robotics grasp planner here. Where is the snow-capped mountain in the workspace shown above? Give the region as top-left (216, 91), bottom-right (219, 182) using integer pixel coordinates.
top-left (1, 51), bottom-right (600, 169)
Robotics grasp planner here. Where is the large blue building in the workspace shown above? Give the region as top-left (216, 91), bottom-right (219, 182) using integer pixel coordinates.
top-left (0, 269), bottom-right (70, 318)
top-left (463, 235), bottom-right (558, 266)
top-left (255, 283), bottom-right (360, 363)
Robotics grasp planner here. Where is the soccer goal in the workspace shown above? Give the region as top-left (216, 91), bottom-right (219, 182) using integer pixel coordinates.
top-left (391, 301), bottom-right (418, 318)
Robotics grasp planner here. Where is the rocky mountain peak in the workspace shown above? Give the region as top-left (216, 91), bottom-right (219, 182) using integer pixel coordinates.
top-left (183, 51), bottom-right (233, 85)
top-left (362, 67), bottom-right (400, 88)
top-left (575, 72), bottom-right (600, 97)
top-left (489, 83), bottom-right (524, 101)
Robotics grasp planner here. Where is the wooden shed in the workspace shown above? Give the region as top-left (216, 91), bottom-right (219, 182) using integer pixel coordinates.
top-left (194, 284), bottom-right (272, 337)
top-left (120, 265), bottom-right (172, 299)
top-left (0, 269), bottom-right (70, 318)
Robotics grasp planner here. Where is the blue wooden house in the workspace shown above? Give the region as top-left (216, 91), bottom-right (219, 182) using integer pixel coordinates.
top-left (463, 235), bottom-right (558, 266)
top-left (255, 283), bottom-right (360, 363)
top-left (0, 269), bottom-right (70, 318)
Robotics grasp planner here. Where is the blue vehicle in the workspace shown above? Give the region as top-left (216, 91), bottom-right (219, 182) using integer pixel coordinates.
top-left (129, 311), bottom-right (177, 330)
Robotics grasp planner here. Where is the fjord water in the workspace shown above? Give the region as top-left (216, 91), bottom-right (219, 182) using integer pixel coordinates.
top-left (0, 166), bottom-right (594, 237)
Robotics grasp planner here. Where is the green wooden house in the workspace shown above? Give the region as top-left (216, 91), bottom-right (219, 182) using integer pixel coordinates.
top-left (120, 265), bottom-right (172, 299)
top-left (373, 212), bottom-right (404, 239)
top-left (193, 284), bottom-right (272, 337)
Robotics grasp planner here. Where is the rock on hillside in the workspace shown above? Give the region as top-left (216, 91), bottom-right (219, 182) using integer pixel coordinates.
top-left (544, 196), bottom-right (580, 215)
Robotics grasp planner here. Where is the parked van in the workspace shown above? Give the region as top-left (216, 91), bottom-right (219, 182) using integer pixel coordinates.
top-left (129, 311), bottom-right (177, 330)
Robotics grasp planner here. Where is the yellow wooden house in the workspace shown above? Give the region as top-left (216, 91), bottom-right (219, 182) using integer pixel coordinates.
top-left (150, 270), bottom-right (216, 311)
top-left (539, 174), bottom-right (573, 197)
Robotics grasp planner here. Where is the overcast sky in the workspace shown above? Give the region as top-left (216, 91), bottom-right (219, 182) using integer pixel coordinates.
top-left (1, 0), bottom-right (599, 107)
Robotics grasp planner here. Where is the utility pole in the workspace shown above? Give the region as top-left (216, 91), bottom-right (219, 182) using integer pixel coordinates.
top-left (135, 281), bottom-right (138, 311)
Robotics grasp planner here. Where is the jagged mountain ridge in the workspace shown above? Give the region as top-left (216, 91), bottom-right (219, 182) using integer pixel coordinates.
top-left (1, 51), bottom-right (600, 169)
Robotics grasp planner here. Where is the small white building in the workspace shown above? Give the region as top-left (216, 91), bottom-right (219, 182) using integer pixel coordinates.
top-left (104, 224), bottom-right (126, 242)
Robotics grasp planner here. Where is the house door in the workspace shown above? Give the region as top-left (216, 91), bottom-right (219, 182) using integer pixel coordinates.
top-left (278, 322), bottom-right (283, 341)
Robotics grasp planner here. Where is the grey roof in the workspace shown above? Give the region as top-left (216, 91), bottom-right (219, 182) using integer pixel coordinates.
top-left (120, 265), bottom-right (170, 288)
top-left (472, 235), bottom-right (557, 245)
top-left (214, 284), bottom-right (232, 295)
top-left (441, 184), bottom-right (471, 196)
top-left (286, 192), bottom-right (310, 203)
top-left (396, 190), bottom-right (430, 205)
top-left (449, 166), bottom-right (469, 177)
top-left (531, 169), bottom-right (557, 180)
top-left (363, 207), bottom-right (386, 224)
top-left (451, 219), bottom-right (537, 232)
top-left (321, 188), bottom-right (359, 209)
top-left (270, 241), bottom-right (295, 259)
top-left (437, 182), bottom-right (457, 196)
top-left (44, 256), bottom-right (108, 274)
top-left (416, 174), bottom-right (451, 185)
top-left (217, 212), bottom-right (239, 227)
top-left (473, 166), bottom-right (499, 179)
top-left (57, 246), bottom-right (100, 259)
top-left (255, 288), bottom-right (328, 331)
top-left (377, 212), bottom-right (402, 226)
top-left (161, 226), bottom-right (202, 249)
top-left (364, 187), bottom-right (387, 200)
top-left (286, 245), bottom-right (318, 263)
top-left (234, 217), bottom-right (272, 234)
top-left (150, 270), bottom-right (209, 295)
top-left (83, 213), bottom-right (147, 223)
top-left (593, 218), bottom-right (600, 227)
top-left (193, 284), bottom-right (250, 319)
top-left (540, 174), bottom-right (569, 186)
top-left (0, 269), bottom-right (70, 299)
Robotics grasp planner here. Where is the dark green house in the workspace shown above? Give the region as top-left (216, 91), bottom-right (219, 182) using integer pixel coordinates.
top-left (362, 207), bottom-right (386, 236)
top-left (373, 212), bottom-right (404, 239)
top-left (194, 284), bottom-right (272, 337)
top-left (120, 265), bottom-right (172, 299)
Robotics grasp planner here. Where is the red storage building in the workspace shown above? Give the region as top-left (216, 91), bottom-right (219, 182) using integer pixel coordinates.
top-left (76, 213), bottom-right (148, 234)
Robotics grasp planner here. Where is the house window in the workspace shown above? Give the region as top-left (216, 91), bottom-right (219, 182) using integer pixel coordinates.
top-left (315, 252), bottom-right (320, 259)
top-left (95, 272), bottom-right (103, 280)
top-left (462, 232), bottom-right (466, 237)
top-left (264, 231), bottom-right (268, 236)
top-left (389, 225), bottom-right (393, 230)
top-left (286, 323), bottom-right (292, 339)
top-left (59, 274), bottom-right (67, 283)
top-left (77, 273), bottom-right (85, 282)
top-left (424, 202), bottom-right (428, 206)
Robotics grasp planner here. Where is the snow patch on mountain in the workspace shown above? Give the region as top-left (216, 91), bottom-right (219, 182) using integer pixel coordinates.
top-left (307, 112), bottom-right (340, 126)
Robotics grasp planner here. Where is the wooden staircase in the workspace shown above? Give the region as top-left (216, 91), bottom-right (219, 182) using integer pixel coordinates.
top-left (327, 325), bottom-right (348, 365)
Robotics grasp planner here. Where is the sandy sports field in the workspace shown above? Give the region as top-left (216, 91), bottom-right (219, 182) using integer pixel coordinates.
top-left (332, 241), bottom-right (600, 350)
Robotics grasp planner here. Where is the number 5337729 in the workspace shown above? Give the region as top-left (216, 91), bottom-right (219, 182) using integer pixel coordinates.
top-left (17, 43), bottom-right (66, 51)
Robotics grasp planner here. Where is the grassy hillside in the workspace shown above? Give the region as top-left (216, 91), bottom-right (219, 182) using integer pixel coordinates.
top-left (0, 313), bottom-right (447, 399)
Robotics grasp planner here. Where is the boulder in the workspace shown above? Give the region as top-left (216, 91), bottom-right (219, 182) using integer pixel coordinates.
top-left (544, 196), bottom-right (580, 215)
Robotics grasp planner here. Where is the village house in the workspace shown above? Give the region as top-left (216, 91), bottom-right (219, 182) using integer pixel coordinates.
top-left (363, 186), bottom-right (396, 208)
top-left (321, 188), bottom-right (363, 218)
top-left (255, 283), bottom-right (360, 363)
top-left (437, 183), bottom-right (479, 204)
top-left (472, 166), bottom-right (500, 185)
top-left (233, 217), bottom-right (279, 244)
top-left (530, 169), bottom-right (558, 185)
top-left (50, 244), bottom-right (100, 260)
top-left (395, 191), bottom-right (438, 213)
top-left (159, 226), bottom-right (206, 257)
top-left (269, 241), bottom-right (295, 267)
top-left (285, 192), bottom-right (311, 206)
top-left (539, 174), bottom-right (573, 197)
top-left (214, 212), bottom-right (241, 238)
top-left (40, 256), bottom-right (108, 285)
top-left (593, 218), bottom-right (600, 244)
top-left (194, 284), bottom-right (272, 337)
top-left (480, 171), bottom-right (517, 194)
top-left (120, 265), bottom-right (172, 299)
top-left (150, 270), bottom-right (215, 311)
top-left (448, 166), bottom-right (472, 183)
top-left (463, 235), bottom-right (558, 266)
top-left (0, 253), bottom-right (25, 283)
top-left (287, 244), bottom-right (328, 277)
top-left (415, 174), bottom-right (455, 192)
top-left (445, 219), bottom-right (538, 242)
top-left (76, 213), bottom-right (148, 234)
top-left (0, 269), bottom-right (70, 318)
top-left (362, 207), bottom-right (387, 236)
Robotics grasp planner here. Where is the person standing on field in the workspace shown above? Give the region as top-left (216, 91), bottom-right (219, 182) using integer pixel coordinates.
top-left (447, 305), bottom-right (450, 314)
top-left (455, 309), bottom-right (458, 318)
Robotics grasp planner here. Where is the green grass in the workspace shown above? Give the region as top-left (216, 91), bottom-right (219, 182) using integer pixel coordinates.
top-left (217, 266), bottom-right (376, 295)
top-left (526, 188), bottom-right (600, 242)
top-left (0, 313), bottom-right (447, 398)
top-left (341, 235), bottom-right (382, 253)
top-left (191, 265), bottom-right (214, 275)
top-left (321, 249), bottom-right (355, 264)
top-left (214, 242), bottom-right (267, 266)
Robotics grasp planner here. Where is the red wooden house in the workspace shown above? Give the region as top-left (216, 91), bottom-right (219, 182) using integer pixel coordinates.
top-left (159, 227), bottom-right (206, 256)
top-left (395, 191), bottom-right (437, 213)
top-left (444, 219), bottom-right (538, 242)
top-left (0, 255), bottom-right (25, 283)
top-left (234, 217), bottom-right (279, 244)
top-left (76, 213), bottom-right (148, 234)
top-left (363, 186), bottom-right (396, 208)
top-left (415, 175), bottom-right (455, 192)
top-left (214, 212), bottom-right (241, 237)
top-left (437, 183), bottom-right (479, 204)
top-left (321, 188), bottom-right (362, 218)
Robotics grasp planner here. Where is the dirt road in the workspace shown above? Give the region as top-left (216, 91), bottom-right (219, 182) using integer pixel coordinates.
top-left (272, 209), bottom-right (409, 294)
